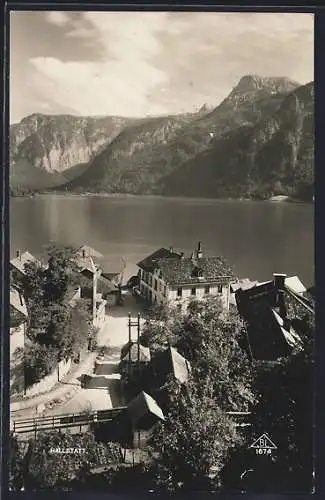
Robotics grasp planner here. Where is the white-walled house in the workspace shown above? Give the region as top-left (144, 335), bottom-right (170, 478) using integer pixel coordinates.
top-left (10, 287), bottom-right (28, 361)
top-left (137, 242), bottom-right (236, 311)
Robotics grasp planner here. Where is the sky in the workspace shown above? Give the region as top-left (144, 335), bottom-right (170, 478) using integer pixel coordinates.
top-left (10, 11), bottom-right (314, 124)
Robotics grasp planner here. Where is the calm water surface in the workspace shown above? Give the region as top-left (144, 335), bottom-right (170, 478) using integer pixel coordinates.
top-left (10, 195), bottom-right (314, 287)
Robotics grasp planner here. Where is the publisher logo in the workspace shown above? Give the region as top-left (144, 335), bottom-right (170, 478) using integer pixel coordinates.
top-left (249, 433), bottom-right (277, 455)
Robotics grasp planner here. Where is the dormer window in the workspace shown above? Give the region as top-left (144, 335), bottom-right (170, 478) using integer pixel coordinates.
top-left (191, 266), bottom-right (203, 278)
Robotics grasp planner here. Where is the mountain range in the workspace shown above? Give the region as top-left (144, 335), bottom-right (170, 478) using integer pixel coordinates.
top-left (10, 75), bottom-right (314, 201)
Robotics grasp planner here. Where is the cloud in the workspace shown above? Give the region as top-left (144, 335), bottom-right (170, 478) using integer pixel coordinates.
top-left (45, 11), bottom-right (70, 27)
top-left (11, 12), bottom-right (314, 122)
top-left (29, 55), bottom-right (168, 116)
top-left (27, 12), bottom-right (171, 117)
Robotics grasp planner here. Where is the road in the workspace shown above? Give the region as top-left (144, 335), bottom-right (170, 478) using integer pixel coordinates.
top-left (44, 291), bottom-right (144, 416)
top-left (11, 292), bottom-right (145, 422)
top-left (97, 291), bottom-right (146, 347)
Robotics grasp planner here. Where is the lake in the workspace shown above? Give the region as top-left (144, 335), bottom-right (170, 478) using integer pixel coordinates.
top-left (10, 195), bottom-right (314, 287)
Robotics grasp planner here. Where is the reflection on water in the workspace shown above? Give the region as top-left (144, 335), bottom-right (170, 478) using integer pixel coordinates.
top-left (11, 196), bottom-right (314, 286)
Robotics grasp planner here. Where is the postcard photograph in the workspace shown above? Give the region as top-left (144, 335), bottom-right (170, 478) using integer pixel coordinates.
top-left (8, 10), bottom-right (315, 494)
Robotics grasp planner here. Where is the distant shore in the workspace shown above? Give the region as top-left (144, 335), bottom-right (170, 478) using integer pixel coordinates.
top-left (10, 191), bottom-right (313, 204)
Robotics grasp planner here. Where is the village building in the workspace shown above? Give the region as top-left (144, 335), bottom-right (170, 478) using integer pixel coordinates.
top-left (10, 286), bottom-right (28, 359)
top-left (151, 345), bottom-right (191, 386)
top-left (76, 250), bottom-right (114, 328)
top-left (10, 286), bottom-right (28, 394)
top-left (137, 242), bottom-right (236, 311)
top-left (126, 391), bottom-right (165, 449)
top-left (10, 250), bottom-right (44, 286)
top-left (235, 273), bottom-right (314, 362)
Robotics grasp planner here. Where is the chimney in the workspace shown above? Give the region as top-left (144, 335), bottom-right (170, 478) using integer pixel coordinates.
top-left (273, 273), bottom-right (287, 317)
top-left (273, 273), bottom-right (286, 291)
top-left (16, 250), bottom-right (20, 259)
top-left (197, 241), bottom-right (203, 259)
top-left (169, 246), bottom-right (174, 253)
top-left (82, 249), bottom-right (86, 258)
top-left (180, 252), bottom-right (184, 259)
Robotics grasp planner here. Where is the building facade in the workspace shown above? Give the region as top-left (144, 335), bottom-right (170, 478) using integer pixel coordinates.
top-left (137, 242), bottom-right (236, 311)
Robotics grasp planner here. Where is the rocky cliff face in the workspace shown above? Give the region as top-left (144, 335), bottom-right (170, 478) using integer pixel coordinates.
top-left (162, 82), bottom-right (314, 200)
top-left (65, 113), bottom-right (200, 193)
top-left (64, 74), bottom-right (303, 196)
top-left (10, 75), bottom-right (313, 201)
top-left (10, 113), bottom-right (131, 174)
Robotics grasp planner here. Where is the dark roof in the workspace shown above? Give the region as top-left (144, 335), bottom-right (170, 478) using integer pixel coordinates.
top-left (127, 391), bottom-right (165, 425)
top-left (156, 256), bottom-right (235, 285)
top-left (153, 346), bottom-right (191, 384)
top-left (236, 277), bottom-right (313, 361)
top-left (137, 248), bottom-right (182, 272)
top-left (121, 341), bottom-right (151, 363)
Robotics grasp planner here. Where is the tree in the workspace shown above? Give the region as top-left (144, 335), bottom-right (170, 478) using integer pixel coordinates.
top-left (142, 296), bottom-right (255, 412)
top-left (9, 433), bottom-right (25, 491)
top-left (141, 296), bottom-right (255, 492)
top-left (22, 243), bottom-right (91, 362)
top-left (251, 338), bottom-right (314, 492)
top-left (24, 343), bottom-right (58, 386)
top-left (148, 377), bottom-right (244, 492)
top-left (43, 242), bottom-right (83, 303)
top-left (36, 299), bottom-right (91, 360)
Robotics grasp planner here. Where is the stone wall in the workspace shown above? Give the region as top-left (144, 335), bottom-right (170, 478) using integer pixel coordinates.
top-left (24, 358), bottom-right (72, 398)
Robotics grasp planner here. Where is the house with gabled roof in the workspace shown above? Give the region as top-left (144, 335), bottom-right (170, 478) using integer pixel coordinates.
top-left (235, 273), bottom-right (314, 361)
top-left (10, 250), bottom-right (44, 286)
top-left (126, 391), bottom-right (165, 449)
top-left (10, 286), bottom-right (27, 392)
top-left (137, 242), bottom-right (236, 311)
top-left (152, 345), bottom-right (191, 386)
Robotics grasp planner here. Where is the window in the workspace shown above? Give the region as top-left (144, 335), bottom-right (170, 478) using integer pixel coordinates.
top-left (164, 285), bottom-right (167, 297)
top-left (149, 275), bottom-right (153, 287)
top-left (154, 279), bottom-right (158, 291)
top-left (218, 284), bottom-right (223, 293)
top-left (191, 287), bottom-right (196, 296)
top-left (204, 285), bottom-right (210, 294)
top-left (191, 266), bottom-right (203, 278)
top-left (177, 287), bottom-right (182, 297)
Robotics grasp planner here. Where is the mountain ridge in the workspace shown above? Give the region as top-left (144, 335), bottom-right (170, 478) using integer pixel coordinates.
top-left (10, 75), bottom-right (314, 201)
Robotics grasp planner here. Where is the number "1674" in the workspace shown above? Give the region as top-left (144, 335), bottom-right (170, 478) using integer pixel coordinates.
top-left (255, 448), bottom-right (272, 455)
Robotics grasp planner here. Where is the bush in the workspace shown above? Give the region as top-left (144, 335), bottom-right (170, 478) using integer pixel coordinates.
top-left (24, 343), bottom-right (58, 386)
top-left (27, 431), bottom-right (122, 489)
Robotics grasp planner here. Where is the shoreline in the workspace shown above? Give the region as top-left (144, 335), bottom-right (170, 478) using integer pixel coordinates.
top-left (10, 191), bottom-right (313, 205)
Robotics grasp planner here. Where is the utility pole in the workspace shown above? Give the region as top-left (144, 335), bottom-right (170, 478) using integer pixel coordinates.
top-left (137, 313), bottom-right (141, 378)
top-left (128, 313), bottom-right (132, 380)
top-left (127, 312), bottom-right (141, 381)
